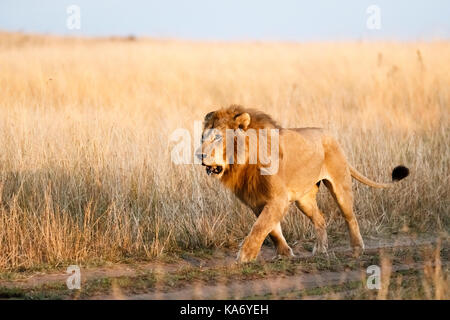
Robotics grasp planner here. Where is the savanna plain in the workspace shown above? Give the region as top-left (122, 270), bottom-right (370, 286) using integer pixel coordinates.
top-left (0, 32), bottom-right (448, 299)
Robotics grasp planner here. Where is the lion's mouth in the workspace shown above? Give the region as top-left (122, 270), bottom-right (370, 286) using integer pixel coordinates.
top-left (205, 165), bottom-right (223, 176)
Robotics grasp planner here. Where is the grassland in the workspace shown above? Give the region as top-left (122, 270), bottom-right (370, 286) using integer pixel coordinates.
top-left (0, 32), bottom-right (448, 274)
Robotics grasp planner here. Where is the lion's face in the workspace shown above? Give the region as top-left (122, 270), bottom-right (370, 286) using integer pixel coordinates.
top-left (196, 109), bottom-right (251, 179)
top-left (198, 126), bottom-right (227, 178)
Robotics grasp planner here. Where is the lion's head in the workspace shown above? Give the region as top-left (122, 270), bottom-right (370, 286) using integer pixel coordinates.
top-left (195, 105), bottom-right (280, 180)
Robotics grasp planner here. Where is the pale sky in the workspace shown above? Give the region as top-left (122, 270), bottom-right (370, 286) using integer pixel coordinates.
top-left (0, 0), bottom-right (449, 41)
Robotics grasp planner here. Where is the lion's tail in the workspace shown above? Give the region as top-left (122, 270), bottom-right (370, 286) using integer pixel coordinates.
top-left (349, 165), bottom-right (409, 189)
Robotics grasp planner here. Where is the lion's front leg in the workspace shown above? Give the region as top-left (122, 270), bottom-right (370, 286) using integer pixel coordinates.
top-left (237, 199), bottom-right (289, 263)
top-left (269, 222), bottom-right (294, 259)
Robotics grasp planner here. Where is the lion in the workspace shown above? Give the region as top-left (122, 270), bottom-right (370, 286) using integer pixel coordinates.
top-left (196, 105), bottom-right (409, 263)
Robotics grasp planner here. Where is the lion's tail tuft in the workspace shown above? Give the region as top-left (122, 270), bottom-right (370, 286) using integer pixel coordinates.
top-left (392, 165), bottom-right (409, 181)
top-left (349, 164), bottom-right (410, 189)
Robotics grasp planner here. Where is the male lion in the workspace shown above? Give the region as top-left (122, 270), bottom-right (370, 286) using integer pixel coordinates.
top-left (196, 105), bottom-right (409, 263)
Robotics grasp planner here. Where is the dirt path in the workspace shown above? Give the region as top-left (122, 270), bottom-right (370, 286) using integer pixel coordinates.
top-left (0, 234), bottom-right (447, 299)
top-left (112, 262), bottom-right (433, 300)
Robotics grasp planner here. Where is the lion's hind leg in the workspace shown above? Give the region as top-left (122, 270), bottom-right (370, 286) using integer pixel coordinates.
top-left (295, 185), bottom-right (328, 255)
top-left (323, 178), bottom-right (364, 257)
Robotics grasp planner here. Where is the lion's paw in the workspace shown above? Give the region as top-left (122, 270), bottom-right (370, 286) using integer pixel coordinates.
top-left (312, 243), bottom-right (328, 256)
top-left (351, 245), bottom-right (365, 258)
top-left (276, 245), bottom-right (295, 258)
top-left (236, 248), bottom-right (258, 264)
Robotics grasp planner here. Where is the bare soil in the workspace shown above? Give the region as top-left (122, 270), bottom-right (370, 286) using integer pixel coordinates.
top-left (0, 234), bottom-right (447, 300)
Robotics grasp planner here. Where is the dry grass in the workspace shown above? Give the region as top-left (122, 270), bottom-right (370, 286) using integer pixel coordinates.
top-left (0, 32), bottom-right (448, 271)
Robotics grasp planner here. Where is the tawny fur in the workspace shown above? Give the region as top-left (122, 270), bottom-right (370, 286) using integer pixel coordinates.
top-left (198, 105), bottom-right (409, 263)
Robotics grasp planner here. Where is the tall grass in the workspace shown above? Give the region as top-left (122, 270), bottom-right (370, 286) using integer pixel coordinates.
top-left (0, 33), bottom-right (448, 271)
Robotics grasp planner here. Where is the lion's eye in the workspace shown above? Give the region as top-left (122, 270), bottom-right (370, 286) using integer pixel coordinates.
top-left (215, 134), bottom-right (222, 141)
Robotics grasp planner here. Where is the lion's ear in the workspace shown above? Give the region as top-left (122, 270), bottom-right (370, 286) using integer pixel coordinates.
top-left (234, 112), bottom-right (251, 130)
top-left (204, 111), bottom-right (215, 122)
top-left (203, 111), bottom-right (215, 128)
